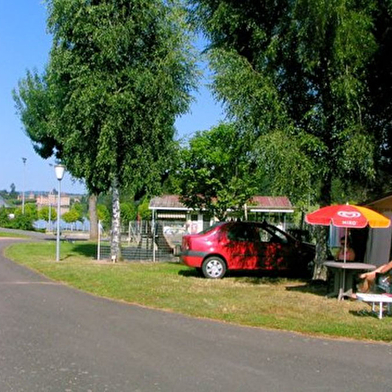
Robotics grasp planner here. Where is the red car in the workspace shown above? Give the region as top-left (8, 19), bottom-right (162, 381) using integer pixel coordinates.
top-left (180, 221), bottom-right (315, 278)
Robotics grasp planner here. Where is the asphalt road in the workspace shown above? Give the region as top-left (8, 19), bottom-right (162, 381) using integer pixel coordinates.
top-left (0, 238), bottom-right (391, 392)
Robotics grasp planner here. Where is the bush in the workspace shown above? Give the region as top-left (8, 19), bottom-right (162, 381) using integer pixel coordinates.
top-left (121, 202), bottom-right (137, 226)
top-left (0, 207), bottom-right (9, 226)
top-left (9, 214), bottom-right (34, 230)
top-left (138, 198), bottom-right (152, 220)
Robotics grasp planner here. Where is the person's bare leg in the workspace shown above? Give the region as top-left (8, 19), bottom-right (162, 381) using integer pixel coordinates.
top-left (357, 275), bottom-right (376, 293)
top-left (358, 279), bottom-right (369, 293)
top-left (356, 261), bottom-right (392, 295)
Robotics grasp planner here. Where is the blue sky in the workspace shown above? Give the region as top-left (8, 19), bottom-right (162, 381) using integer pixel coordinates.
top-left (0, 1), bottom-right (224, 195)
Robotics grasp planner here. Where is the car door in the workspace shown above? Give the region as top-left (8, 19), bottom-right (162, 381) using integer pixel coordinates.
top-left (256, 224), bottom-right (291, 271)
top-left (224, 223), bottom-right (260, 269)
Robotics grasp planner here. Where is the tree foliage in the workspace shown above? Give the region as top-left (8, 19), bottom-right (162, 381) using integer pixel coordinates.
top-left (137, 198), bottom-right (152, 220)
top-left (120, 202), bottom-right (137, 226)
top-left (62, 205), bottom-right (83, 224)
top-left (15, 0), bottom-right (197, 193)
top-left (0, 207), bottom-right (9, 226)
top-left (174, 123), bottom-right (257, 220)
top-left (188, 0), bottom-right (392, 206)
top-left (15, 203), bottom-right (38, 221)
top-left (38, 205), bottom-right (57, 222)
top-left (0, 206), bottom-right (35, 231)
top-left (14, 0), bottom-right (197, 259)
top-left (97, 204), bottom-right (110, 229)
top-left (9, 183), bottom-right (17, 198)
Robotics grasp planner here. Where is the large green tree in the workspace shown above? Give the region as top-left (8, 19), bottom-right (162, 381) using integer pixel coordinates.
top-left (14, 0), bottom-right (197, 260)
top-left (174, 123), bottom-right (257, 220)
top-left (188, 0), bottom-right (390, 206)
top-left (188, 0), bottom-right (392, 276)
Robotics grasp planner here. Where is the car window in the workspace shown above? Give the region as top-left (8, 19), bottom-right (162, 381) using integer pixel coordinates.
top-left (198, 222), bottom-right (223, 235)
top-left (258, 226), bottom-right (288, 244)
top-left (227, 224), bottom-right (259, 242)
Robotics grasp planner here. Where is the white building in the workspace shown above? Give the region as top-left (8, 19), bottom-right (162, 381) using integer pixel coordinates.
top-left (36, 194), bottom-right (70, 216)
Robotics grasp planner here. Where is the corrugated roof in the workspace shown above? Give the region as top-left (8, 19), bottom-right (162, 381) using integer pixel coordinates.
top-left (149, 195), bottom-right (293, 212)
top-left (249, 196), bottom-right (293, 209)
top-left (149, 195), bottom-right (190, 210)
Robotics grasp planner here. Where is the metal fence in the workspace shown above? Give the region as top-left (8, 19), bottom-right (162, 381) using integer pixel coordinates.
top-left (97, 220), bottom-right (186, 262)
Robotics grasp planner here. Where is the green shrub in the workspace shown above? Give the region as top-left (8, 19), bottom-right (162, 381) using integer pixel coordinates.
top-left (10, 214), bottom-right (34, 230)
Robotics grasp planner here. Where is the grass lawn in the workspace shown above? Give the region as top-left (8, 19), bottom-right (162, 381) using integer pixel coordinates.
top-left (0, 231), bottom-right (28, 238)
top-left (4, 240), bottom-right (392, 343)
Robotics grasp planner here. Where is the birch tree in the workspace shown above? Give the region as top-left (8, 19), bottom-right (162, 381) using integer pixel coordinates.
top-left (14, 0), bottom-right (197, 260)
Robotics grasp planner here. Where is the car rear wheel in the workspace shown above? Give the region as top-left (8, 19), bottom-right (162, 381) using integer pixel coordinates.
top-left (202, 256), bottom-right (226, 279)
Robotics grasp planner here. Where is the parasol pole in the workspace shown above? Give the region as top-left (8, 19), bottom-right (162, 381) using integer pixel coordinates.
top-left (341, 227), bottom-right (348, 298)
top-left (344, 202), bottom-right (349, 264)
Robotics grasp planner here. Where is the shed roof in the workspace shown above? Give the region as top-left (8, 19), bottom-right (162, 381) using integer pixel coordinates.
top-left (364, 192), bottom-right (392, 212)
top-left (149, 195), bottom-right (190, 211)
top-left (149, 195), bottom-right (293, 213)
top-left (248, 196), bottom-right (293, 212)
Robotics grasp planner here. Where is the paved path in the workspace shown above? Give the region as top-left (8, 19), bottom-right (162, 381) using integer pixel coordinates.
top-left (0, 238), bottom-right (391, 392)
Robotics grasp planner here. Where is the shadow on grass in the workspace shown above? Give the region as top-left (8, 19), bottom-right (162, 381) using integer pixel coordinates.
top-left (178, 268), bottom-right (203, 278)
top-left (68, 243), bottom-right (97, 258)
top-left (228, 270), bottom-right (302, 285)
top-left (349, 309), bottom-right (383, 319)
top-left (177, 268), bottom-right (273, 281)
top-left (285, 280), bottom-right (328, 297)
top-left (178, 267), bottom-right (315, 286)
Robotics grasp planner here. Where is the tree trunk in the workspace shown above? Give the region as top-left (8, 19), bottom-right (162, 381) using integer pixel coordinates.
top-left (88, 193), bottom-right (98, 241)
top-left (110, 178), bottom-right (121, 262)
top-left (312, 226), bottom-right (329, 281)
top-left (312, 171), bottom-right (332, 280)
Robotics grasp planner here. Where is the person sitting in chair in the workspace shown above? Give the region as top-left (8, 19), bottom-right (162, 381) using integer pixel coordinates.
top-left (336, 236), bottom-right (355, 262)
top-left (356, 260), bottom-right (392, 293)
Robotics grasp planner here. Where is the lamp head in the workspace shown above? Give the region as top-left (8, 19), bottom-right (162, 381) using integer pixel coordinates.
top-left (54, 164), bottom-right (65, 181)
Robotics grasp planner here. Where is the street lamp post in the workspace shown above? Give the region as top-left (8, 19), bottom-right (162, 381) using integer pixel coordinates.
top-left (55, 164), bottom-right (65, 262)
top-left (22, 157), bottom-right (26, 214)
top-left (48, 192), bottom-right (52, 233)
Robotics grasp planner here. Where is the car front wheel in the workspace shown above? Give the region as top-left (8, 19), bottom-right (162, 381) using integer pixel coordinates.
top-left (202, 256), bottom-right (226, 279)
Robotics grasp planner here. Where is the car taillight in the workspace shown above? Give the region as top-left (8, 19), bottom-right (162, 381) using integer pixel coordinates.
top-left (182, 237), bottom-right (190, 251)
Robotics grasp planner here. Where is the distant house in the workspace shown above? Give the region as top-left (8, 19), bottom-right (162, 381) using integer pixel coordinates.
top-left (17, 192), bottom-right (35, 202)
top-left (36, 194), bottom-right (70, 216)
top-left (149, 194), bottom-right (294, 233)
